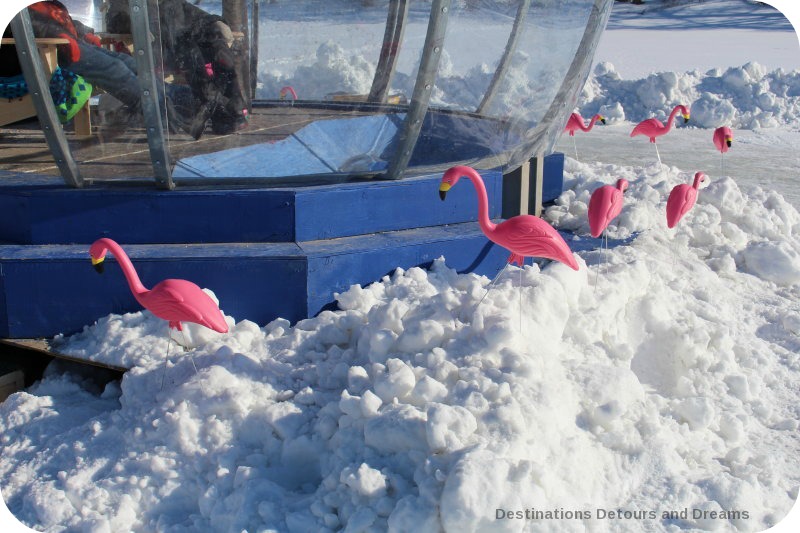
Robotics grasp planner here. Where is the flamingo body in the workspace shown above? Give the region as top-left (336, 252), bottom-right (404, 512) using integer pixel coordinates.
top-left (588, 178), bottom-right (628, 238)
top-left (666, 172), bottom-right (706, 228)
top-left (564, 113), bottom-right (605, 136)
top-left (631, 105), bottom-right (690, 143)
top-left (713, 126), bottom-right (733, 154)
top-left (439, 166), bottom-right (578, 270)
top-left (89, 238), bottom-right (228, 333)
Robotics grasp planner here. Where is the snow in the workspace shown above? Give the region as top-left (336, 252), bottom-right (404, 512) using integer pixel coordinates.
top-left (2, 159), bottom-right (799, 532)
top-left (1, 0), bottom-right (800, 532)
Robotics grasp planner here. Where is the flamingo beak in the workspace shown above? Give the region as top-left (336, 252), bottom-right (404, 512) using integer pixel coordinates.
top-left (600, 116), bottom-right (606, 125)
top-left (439, 182), bottom-right (451, 201)
top-left (726, 137), bottom-right (732, 147)
top-left (682, 114), bottom-right (690, 123)
top-left (91, 256), bottom-right (105, 274)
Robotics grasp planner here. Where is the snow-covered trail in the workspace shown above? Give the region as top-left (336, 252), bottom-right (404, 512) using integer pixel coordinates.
top-left (555, 123), bottom-right (800, 208)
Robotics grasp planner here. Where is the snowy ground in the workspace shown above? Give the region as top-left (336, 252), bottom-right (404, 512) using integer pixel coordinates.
top-left (593, 0), bottom-right (800, 78)
top-left (1, 1), bottom-right (800, 532)
top-left (555, 123), bottom-right (800, 208)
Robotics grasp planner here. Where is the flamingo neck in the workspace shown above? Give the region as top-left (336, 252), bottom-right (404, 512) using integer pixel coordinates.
top-left (583, 115), bottom-right (599, 131)
top-left (665, 106), bottom-right (684, 131)
top-left (101, 240), bottom-right (147, 296)
top-left (462, 169), bottom-right (496, 233)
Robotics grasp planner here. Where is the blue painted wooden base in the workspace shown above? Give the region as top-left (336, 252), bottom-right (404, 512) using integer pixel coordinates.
top-left (0, 170), bottom-right (502, 245)
top-left (0, 159), bottom-right (571, 339)
top-left (0, 222), bottom-right (509, 338)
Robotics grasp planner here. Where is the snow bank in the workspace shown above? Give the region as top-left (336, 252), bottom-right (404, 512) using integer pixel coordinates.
top-left (258, 41), bottom-right (377, 101)
top-left (580, 61), bottom-right (800, 128)
top-left (2, 160), bottom-right (799, 532)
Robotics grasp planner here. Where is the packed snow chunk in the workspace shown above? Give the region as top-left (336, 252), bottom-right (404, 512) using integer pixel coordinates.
top-left (409, 375), bottom-right (449, 406)
top-left (599, 101), bottom-right (625, 123)
top-left (724, 374), bottom-right (751, 401)
top-left (396, 319), bottom-right (446, 353)
top-left (691, 93), bottom-right (736, 128)
top-left (290, 42), bottom-right (374, 99)
top-left (340, 463), bottom-right (387, 499)
top-left (718, 413), bottom-right (746, 444)
top-left (343, 507), bottom-right (378, 533)
top-left (336, 282), bottom-right (383, 312)
top-left (348, 365), bottom-right (371, 394)
top-left (426, 403), bottom-right (478, 453)
top-left (674, 397), bottom-right (715, 430)
top-left (440, 450), bottom-right (539, 533)
top-left (360, 328), bottom-right (398, 364)
top-left (373, 359), bottom-right (417, 402)
top-left (263, 401), bottom-right (306, 440)
top-left (594, 61), bottom-right (621, 81)
top-left (387, 495), bottom-right (440, 533)
top-left (782, 313), bottom-right (800, 336)
top-left (339, 390), bottom-right (364, 419)
top-left (364, 404), bottom-right (427, 454)
top-left (740, 240), bottom-right (800, 286)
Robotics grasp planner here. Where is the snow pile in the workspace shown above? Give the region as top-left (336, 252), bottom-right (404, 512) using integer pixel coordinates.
top-left (258, 41), bottom-right (377, 101)
top-left (2, 161), bottom-right (799, 532)
top-left (580, 61), bottom-right (800, 128)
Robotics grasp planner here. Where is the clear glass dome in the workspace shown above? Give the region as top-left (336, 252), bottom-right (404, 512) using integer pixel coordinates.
top-left (2, 0), bottom-right (612, 188)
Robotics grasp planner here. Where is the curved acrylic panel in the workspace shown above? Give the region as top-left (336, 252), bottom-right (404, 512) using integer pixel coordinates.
top-left (1, 0), bottom-right (612, 187)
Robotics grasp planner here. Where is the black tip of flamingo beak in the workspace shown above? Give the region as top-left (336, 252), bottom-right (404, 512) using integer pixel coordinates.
top-left (726, 140), bottom-right (732, 147)
top-left (600, 118), bottom-right (606, 125)
top-left (439, 182), bottom-right (451, 201)
top-left (93, 262), bottom-right (104, 274)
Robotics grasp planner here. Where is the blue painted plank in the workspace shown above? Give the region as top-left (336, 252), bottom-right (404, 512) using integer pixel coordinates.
top-left (0, 265), bottom-right (7, 335)
top-left (0, 246), bottom-right (308, 338)
top-left (542, 152), bottom-right (565, 203)
top-left (0, 172), bottom-right (505, 245)
top-left (0, 192), bottom-right (30, 243)
top-left (294, 170), bottom-right (502, 241)
top-left (0, 186), bottom-right (297, 245)
top-left (303, 222), bottom-right (510, 315)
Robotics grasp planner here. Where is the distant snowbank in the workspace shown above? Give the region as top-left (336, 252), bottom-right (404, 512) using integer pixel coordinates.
top-left (580, 61), bottom-right (800, 128)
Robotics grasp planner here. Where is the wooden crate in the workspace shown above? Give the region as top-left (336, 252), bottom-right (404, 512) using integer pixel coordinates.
top-left (0, 365), bottom-right (24, 403)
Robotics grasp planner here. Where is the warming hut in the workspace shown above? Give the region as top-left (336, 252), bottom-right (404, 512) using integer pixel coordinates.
top-left (0, 0), bottom-right (613, 339)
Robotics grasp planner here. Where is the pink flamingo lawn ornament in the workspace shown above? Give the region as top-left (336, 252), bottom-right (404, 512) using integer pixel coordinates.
top-left (279, 86), bottom-right (298, 101)
top-left (713, 126), bottom-right (733, 172)
top-left (440, 166), bottom-right (578, 323)
top-left (440, 166), bottom-right (579, 272)
top-left (630, 104), bottom-right (690, 165)
top-left (666, 172), bottom-right (707, 228)
top-left (587, 178), bottom-right (628, 283)
top-left (588, 178), bottom-right (628, 238)
top-left (89, 238), bottom-right (228, 385)
top-left (564, 112), bottom-right (606, 160)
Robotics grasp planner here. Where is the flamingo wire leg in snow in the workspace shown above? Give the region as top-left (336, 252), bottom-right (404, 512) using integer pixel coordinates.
top-left (654, 142), bottom-right (662, 166)
top-left (518, 264), bottom-right (523, 334)
top-left (160, 330), bottom-right (174, 391)
top-left (573, 136), bottom-right (579, 160)
top-left (179, 329), bottom-right (202, 378)
top-left (473, 262), bottom-right (511, 314)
